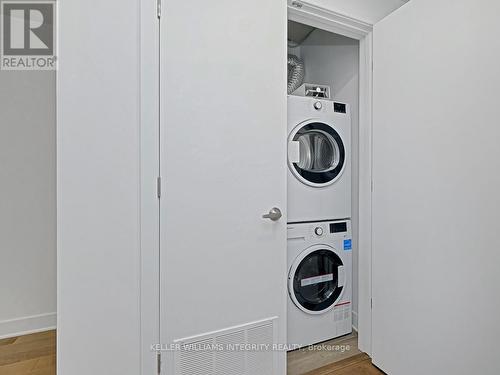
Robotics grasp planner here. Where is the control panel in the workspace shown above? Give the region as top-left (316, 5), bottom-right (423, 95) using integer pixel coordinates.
top-left (287, 220), bottom-right (350, 240)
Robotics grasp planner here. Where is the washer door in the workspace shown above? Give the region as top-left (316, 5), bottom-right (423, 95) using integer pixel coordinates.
top-left (288, 122), bottom-right (345, 187)
top-left (289, 245), bottom-right (346, 315)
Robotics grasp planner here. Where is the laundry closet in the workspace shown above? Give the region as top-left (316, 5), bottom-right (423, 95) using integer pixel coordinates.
top-left (285, 20), bottom-right (361, 372)
top-left (57, 0), bottom-right (500, 374)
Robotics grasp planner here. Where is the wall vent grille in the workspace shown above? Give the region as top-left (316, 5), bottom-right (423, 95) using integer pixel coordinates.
top-left (174, 318), bottom-right (276, 375)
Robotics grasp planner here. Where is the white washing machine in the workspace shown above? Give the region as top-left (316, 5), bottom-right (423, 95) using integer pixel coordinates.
top-left (287, 219), bottom-right (352, 349)
top-left (287, 94), bottom-right (351, 223)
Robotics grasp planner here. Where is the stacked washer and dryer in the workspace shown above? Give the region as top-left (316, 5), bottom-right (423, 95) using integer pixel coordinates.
top-left (286, 78), bottom-right (353, 348)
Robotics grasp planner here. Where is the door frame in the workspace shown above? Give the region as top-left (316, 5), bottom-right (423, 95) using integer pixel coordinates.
top-left (287, 0), bottom-right (374, 355)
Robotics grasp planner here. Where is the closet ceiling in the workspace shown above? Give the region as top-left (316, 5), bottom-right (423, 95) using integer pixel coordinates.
top-left (301, 0), bottom-right (410, 24)
top-left (287, 21), bottom-right (315, 45)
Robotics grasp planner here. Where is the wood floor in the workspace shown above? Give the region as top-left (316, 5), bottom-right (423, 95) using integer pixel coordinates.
top-left (305, 353), bottom-right (383, 375)
top-left (287, 332), bottom-right (361, 375)
top-left (0, 330), bottom-right (381, 375)
top-left (0, 330), bottom-right (56, 375)
top-left (287, 331), bottom-right (383, 375)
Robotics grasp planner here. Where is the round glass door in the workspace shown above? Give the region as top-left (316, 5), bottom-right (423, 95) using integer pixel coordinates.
top-left (289, 247), bottom-right (345, 314)
top-left (289, 122), bottom-right (345, 187)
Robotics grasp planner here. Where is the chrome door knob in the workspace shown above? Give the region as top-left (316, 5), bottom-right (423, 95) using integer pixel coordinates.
top-left (262, 207), bottom-right (282, 221)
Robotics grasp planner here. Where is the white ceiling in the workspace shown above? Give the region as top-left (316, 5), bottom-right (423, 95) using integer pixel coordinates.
top-left (301, 0), bottom-right (410, 24)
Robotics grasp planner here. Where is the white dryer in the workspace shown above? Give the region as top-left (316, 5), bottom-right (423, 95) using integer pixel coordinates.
top-left (287, 94), bottom-right (351, 223)
top-left (287, 219), bottom-right (352, 349)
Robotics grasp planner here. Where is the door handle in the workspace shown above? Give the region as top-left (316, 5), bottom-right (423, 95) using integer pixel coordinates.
top-left (262, 207), bottom-right (282, 221)
top-left (288, 141), bottom-right (300, 163)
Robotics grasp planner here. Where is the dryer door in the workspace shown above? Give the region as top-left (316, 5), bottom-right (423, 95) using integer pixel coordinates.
top-left (289, 245), bottom-right (346, 314)
top-left (289, 122), bottom-right (346, 187)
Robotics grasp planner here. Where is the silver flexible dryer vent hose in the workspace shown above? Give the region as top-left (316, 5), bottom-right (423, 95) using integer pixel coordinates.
top-left (287, 54), bottom-right (305, 94)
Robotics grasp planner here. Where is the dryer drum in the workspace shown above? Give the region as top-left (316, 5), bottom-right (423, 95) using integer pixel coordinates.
top-left (297, 130), bottom-right (340, 172)
top-left (291, 122), bottom-right (346, 185)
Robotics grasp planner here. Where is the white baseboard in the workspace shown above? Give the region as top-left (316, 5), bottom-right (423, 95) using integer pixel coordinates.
top-left (0, 313), bottom-right (56, 339)
top-left (352, 310), bottom-right (358, 332)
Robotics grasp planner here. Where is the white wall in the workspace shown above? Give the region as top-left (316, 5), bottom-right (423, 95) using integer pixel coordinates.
top-left (57, 0), bottom-right (145, 373)
top-left (292, 30), bottom-right (360, 327)
top-left (0, 70), bottom-right (56, 338)
top-left (372, 0), bottom-right (500, 373)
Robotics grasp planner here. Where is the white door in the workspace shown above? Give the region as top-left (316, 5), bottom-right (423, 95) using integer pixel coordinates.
top-left (372, 0), bottom-right (500, 374)
top-left (159, 1), bottom-right (287, 374)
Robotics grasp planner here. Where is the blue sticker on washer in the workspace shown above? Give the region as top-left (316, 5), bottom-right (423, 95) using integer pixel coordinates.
top-left (344, 239), bottom-right (352, 251)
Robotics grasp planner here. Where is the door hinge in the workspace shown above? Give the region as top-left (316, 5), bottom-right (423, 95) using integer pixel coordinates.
top-left (157, 352), bottom-right (162, 374)
top-left (157, 176), bottom-right (162, 199)
top-left (371, 298), bottom-right (373, 309)
top-left (156, 0), bottom-right (161, 18)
